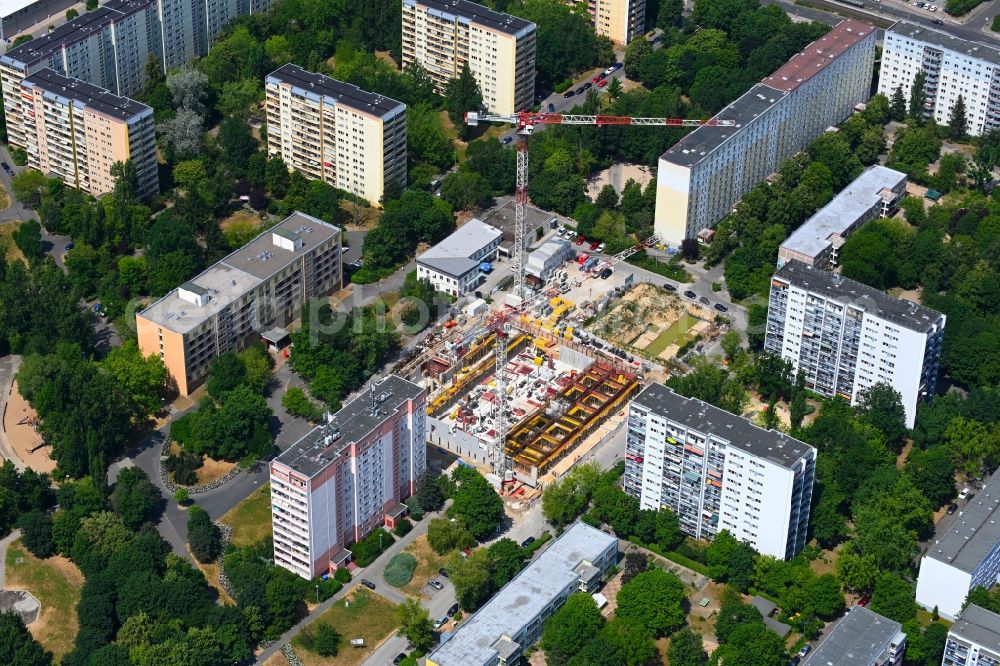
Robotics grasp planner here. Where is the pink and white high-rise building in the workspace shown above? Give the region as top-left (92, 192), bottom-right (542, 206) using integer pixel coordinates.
top-left (270, 375), bottom-right (426, 579)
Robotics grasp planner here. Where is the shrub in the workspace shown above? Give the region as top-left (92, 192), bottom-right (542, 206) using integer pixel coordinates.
top-left (9, 147), bottom-right (26, 166)
top-left (303, 624), bottom-right (341, 657)
top-left (383, 553), bottom-right (417, 587)
top-left (164, 451), bottom-right (202, 486)
top-left (394, 518), bottom-right (413, 537)
top-left (334, 567), bottom-right (353, 584)
top-left (311, 577), bottom-right (343, 602)
top-left (282, 387), bottom-right (323, 421)
top-left (187, 505), bottom-right (222, 563)
top-left (352, 528), bottom-right (393, 567)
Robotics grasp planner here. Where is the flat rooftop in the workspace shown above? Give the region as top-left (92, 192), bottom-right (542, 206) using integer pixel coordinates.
top-left (774, 260), bottom-right (946, 332)
top-left (22, 68), bottom-right (151, 121)
top-left (478, 200), bottom-right (554, 242)
top-left (803, 606), bottom-right (902, 666)
top-left (266, 64), bottom-right (405, 120)
top-left (780, 166), bottom-right (906, 260)
top-left (139, 211), bottom-right (339, 334)
top-left (427, 522), bottom-right (617, 666)
top-left (405, 0), bottom-right (534, 36)
top-left (632, 384), bottom-right (815, 469)
top-left (924, 472), bottom-right (1000, 574)
top-left (950, 604), bottom-right (1000, 654)
top-left (763, 19), bottom-right (874, 92)
top-left (661, 84), bottom-right (787, 168)
top-left (888, 21), bottom-right (1000, 68)
top-left (274, 375), bottom-right (424, 478)
top-left (1, 5), bottom-right (120, 66)
top-left (417, 219), bottom-right (502, 278)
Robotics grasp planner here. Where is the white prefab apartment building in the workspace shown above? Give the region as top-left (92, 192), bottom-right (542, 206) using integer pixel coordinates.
top-left (265, 64), bottom-right (408, 206)
top-left (944, 604), bottom-right (1000, 666)
top-left (765, 261), bottom-right (946, 428)
top-left (624, 384), bottom-right (816, 560)
top-left (654, 19), bottom-right (875, 245)
top-left (401, 0), bottom-right (536, 115)
top-left (416, 219), bottom-right (502, 296)
top-left (778, 166), bottom-right (907, 270)
top-left (269, 375), bottom-right (426, 579)
top-left (425, 522), bottom-right (618, 666)
top-left (803, 605), bottom-right (906, 666)
top-left (879, 22), bottom-right (1000, 136)
top-left (916, 474), bottom-right (1000, 621)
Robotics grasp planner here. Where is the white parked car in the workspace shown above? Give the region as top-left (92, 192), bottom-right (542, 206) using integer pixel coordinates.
top-left (959, 487), bottom-right (971, 500)
top-left (596, 242), bottom-right (607, 253)
top-left (930, 5), bottom-right (938, 10)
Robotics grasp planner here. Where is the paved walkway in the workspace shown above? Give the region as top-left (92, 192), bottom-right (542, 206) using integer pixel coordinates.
top-left (0, 356), bottom-right (24, 471)
top-left (0, 529), bottom-right (22, 590)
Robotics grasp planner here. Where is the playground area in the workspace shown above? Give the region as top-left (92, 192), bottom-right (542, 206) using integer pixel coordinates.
top-left (586, 283), bottom-right (713, 361)
top-left (2, 380), bottom-right (55, 472)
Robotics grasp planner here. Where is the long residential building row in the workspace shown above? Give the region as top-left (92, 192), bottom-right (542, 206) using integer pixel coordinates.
top-left (0, 0), bottom-right (273, 149)
top-left (654, 19), bottom-right (876, 244)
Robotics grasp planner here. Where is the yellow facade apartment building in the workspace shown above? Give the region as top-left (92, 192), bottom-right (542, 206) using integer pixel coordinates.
top-left (591, 0), bottom-right (645, 45)
top-left (18, 68), bottom-right (158, 198)
top-left (401, 0), bottom-right (536, 115)
top-left (265, 64), bottom-right (407, 206)
top-left (136, 212), bottom-right (342, 396)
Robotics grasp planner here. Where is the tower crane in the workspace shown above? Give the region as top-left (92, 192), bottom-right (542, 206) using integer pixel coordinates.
top-left (465, 109), bottom-right (736, 480)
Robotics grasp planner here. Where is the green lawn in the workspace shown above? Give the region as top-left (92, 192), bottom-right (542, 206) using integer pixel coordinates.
top-left (292, 588), bottom-right (398, 666)
top-left (220, 484), bottom-right (272, 546)
top-left (643, 317), bottom-right (701, 357)
top-left (5, 539), bottom-right (84, 660)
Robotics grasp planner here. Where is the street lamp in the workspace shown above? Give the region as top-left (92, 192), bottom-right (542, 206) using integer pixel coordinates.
top-left (315, 584), bottom-right (320, 603)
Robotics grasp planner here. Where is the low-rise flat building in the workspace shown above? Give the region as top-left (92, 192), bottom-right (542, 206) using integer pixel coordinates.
top-left (765, 260), bottom-right (945, 428)
top-left (19, 68), bottom-right (158, 199)
top-left (416, 220), bottom-right (502, 296)
top-left (401, 0), bottom-right (536, 115)
top-left (803, 605), bottom-right (906, 666)
top-left (624, 384), bottom-right (816, 560)
top-left (136, 212), bottom-right (342, 395)
top-left (270, 375), bottom-right (426, 579)
top-left (425, 521), bottom-right (618, 666)
top-left (916, 474), bottom-right (1000, 621)
top-left (778, 166), bottom-right (907, 269)
top-left (265, 64), bottom-right (407, 206)
top-left (944, 604), bottom-right (1000, 666)
top-left (525, 237), bottom-right (573, 281)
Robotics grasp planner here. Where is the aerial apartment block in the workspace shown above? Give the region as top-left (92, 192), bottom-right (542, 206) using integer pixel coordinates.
top-left (624, 384), bottom-right (816, 560)
top-left (916, 473), bottom-right (1000, 620)
top-left (584, 0), bottom-right (646, 45)
top-left (426, 522), bottom-right (617, 666)
top-left (765, 260), bottom-right (946, 428)
top-left (778, 166), bottom-right (907, 270)
top-left (401, 0), bottom-right (536, 115)
top-left (0, 0), bottom-right (272, 149)
top-left (654, 19), bottom-right (875, 245)
top-left (0, 0), bottom-right (80, 42)
top-left (136, 212), bottom-right (341, 396)
top-left (943, 604), bottom-right (1000, 666)
top-left (879, 22), bottom-right (1000, 136)
top-left (803, 605), bottom-right (906, 666)
top-left (269, 375), bottom-right (426, 579)
top-left (265, 64), bottom-right (408, 206)
top-left (18, 69), bottom-right (158, 199)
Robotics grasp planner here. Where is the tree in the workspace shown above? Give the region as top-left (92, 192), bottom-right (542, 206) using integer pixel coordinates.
top-left (265, 157), bottom-right (291, 198)
top-left (870, 573), bottom-right (918, 623)
top-left (623, 38), bottom-right (652, 80)
top-left (905, 446), bottom-right (956, 508)
top-left (440, 171), bottom-right (490, 211)
top-left (311, 624), bottom-right (341, 657)
top-left (621, 551), bottom-right (648, 585)
top-left (407, 104), bottom-right (455, 169)
top-left (395, 598), bottom-right (434, 652)
top-left (77, 511), bottom-right (131, 557)
top-left (668, 627), bottom-right (707, 666)
top-left (595, 183), bottom-right (619, 210)
top-left (17, 510), bottom-right (53, 558)
top-left (445, 64), bottom-right (483, 141)
top-left (856, 383), bottom-right (908, 452)
top-left (281, 388), bottom-right (323, 421)
top-left (890, 85), bottom-right (907, 122)
top-left (706, 530), bottom-right (757, 590)
top-left (160, 107), bottom-right (204, 158)
top-left (712, 621), bottom-right (787, 666)
top-left (415, 471), bottom-right (445, 513)
top-left (541, 592), bottom-right (603, 666)
top-left (166, 68), bottom-right (209, 114)
top-left (206, 352), bottom-right (247, 399)
top-left (909, 71), bottom-right (927, 122)
top-left (486, 538), bottom-right (525, 589)
top-left (187, 505), bottom-right (222, 563)
top-left (217, 117), bottom-right (260, 177)
top-left (447, 471), bottom-right (504, 540)
top-left (102, 341), bottom-right (168, 423)
top-left (607, 77), bottom-right (623, 99)
top-left (11, 170), bottom-right (46, 207)
top-left (427, 517), bottom-right (474, 555)
top-left (615, 568), bottom-right (687, 637)
top-left (944, 416), bottom-right (1000, 477)
top-left (948, 95), bottom-right (968, 140)
top-left (110, 467), bottom-right (159, 530)
top-left (13, 221), bottom-right (42, 261)
top-left (448, 549), bottom-right (492, 611)
top-left (0, 611), bottom-right (52, 666)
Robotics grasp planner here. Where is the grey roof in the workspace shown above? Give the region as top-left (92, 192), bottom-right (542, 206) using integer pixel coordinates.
top-left (780, 166), bottom-right (907, 261)
top-left (924, 472), bottom-right (1000, 573)
top-left (417, 219), bottom-right (502, 278)
top-left (21, 68), bottom-right (151, 122)
top-left (266, 64), bottom-right (406, 120)
top-left (275, 375), bottom-right (424, 478)
top-left (405, 0), bottom-right (535, 36)
top-left (773, 260), bottom-right (945, 332)
top-left (804, 606), bottom-right (903, 666)
top-left (478, 200), bottom-right (554, 241)
top-left (661, 83), bottom-right (787, 168)
top-left (888, 21), bottom-right (1000, 68)
top-left (950, 604), bottom-right (1000, 655)
top-left (427, 522), bottom-right (617, 666)
top-left (631, 384), bottom-right (815, 469)
top-left (139, 211), bottom-right (340, 333)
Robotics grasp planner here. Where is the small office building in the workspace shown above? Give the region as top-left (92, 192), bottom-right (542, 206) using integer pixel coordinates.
top-left (416, 220), bottom-right (503, 297)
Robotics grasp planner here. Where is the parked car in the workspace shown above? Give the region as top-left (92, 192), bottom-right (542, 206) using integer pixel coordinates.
top-left (596, 242), bottom-right (606, 253)
top-left (960, 487), bottom-right (972, 500)
top-left (684, 290), bottom-right (696, 298)
top-left (393, 653), bottom-right (408, 665)
top-left (429, 579), bottom-right (444, 591)
top-left (547, 103), bottom-right (556, 112)
top-left (360, 579), bottom-right (376, 590)
top-left (583, 82), bottom-right (592, 90)
top-left (932, 18), bottom-right (944, 24)
top-left (501, 135), bottom-right (513, 145)
top-left (521, 536), bottom-right (536, 548)
top-left (577, 252), bottom-right (590, 263)
top-left (664, 284), bottom-right (677, 292)
top-left (714, 303), bottom-right (728, 312)
top-left (947, 503), bottom-right (958, 515)
top-left (857, 594), bottom-right (871, 607)
top-left (65, 242), bottom-right (75, 250)
top-left (575, 235), bottom-right (586, 245)
top-left (589, 240), bottom-right (601, 250)
top-left (930, 4), bottom-right (938, 10)
top-left (448, 603), bottom-right (460, 615)
top-left (609, 62), bottom-right (623, 72)
top-left (597, 79), bottom-right (608, 88)
top-left (599, 267), bottom-right (613, 279)
top-left (788, 657), bottom-right (801, 666)
top-left (433, 615), bottom-right (449, 629)
top-left (798, 645), bottom-right (812, 658)
top-left (563, 90), bottom-right (575, 98)
top-left (592, 73), bottom-right (604, 83)
top-left (699, 296), bottom-right (710, 305)
top-left (575, 86), bottom-right (585, 94)
top-left (438, 567), bottom-right (449, 578)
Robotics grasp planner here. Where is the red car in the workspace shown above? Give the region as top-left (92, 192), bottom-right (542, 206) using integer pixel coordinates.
top-left (857, 595), bottom-right (871, 607)
top-left (575, 235), bottom-right (586, 245)
top-left (589, 240), bottom-right (601, 250)
top-left (592, 73), bottom-right (605, 84)
top-left (577, 253), bottom-right (590, 264)
top-left (597, 79), bottom-right (608, 88)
